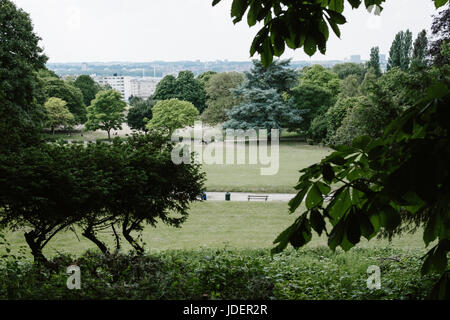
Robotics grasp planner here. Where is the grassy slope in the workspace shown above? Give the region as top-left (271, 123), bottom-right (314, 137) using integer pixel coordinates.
top-left (4, 202), bottom-right (427, 258)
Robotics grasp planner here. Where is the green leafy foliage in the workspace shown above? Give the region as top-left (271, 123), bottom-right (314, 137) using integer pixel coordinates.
top-left (274, 79), bottom-right (450, 298)
top-left (152, 71), bottom-right (206, 113)
top-left (367, 46), bottom-right (382, 77)
top-left (44, 97), bottom-right (75, 134)
top-left (0, 0), bottom-right (48, 151)
top-left (223, 60), bottom-right (302, 132)
top-left (429, 7), bottom-right (450, 67)
top-left (410, 30), bottom-right (429, 71)
top-left (0, 247), bottom-right (439, 299)
top-left (212, 0), bottom-right (449, 66)
top-left (196, 71), bottom-right (218, 85)
top-left (85, 90), bottom-right (126, 140)
top-left (0, 142), bottom-right (88, 263)
top-left (325, 96), bottom-right (366, 144)
top-left (330, 67), bottom-right (421, 145)
top-left (0, 133), bottom-right (205, 262)
top-left (75, 134), bottom-right (205, 255)
top-left (387, 30), bottom-right (413, 71)
top-left (126, 98), bottom-right (155, 131)
top-left (73, 75), bottom-right (101, 107)
top-left (308, 113), bottom-right (329, 143)
top-left (338, 74), bottom-right (361, 98)
top-left (40, 75), bottom-right (87, 124)
top-left (201, 72), bottom-right (245, 125)
top-left (332, 62), bottom-right (365, 81)
top-left (146, 98), bottom-right (199, 135)
top-left (291, 65), bottom-right (340, 135)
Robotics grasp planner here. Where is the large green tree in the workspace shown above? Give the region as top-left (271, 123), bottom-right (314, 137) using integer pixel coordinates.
top-left (201, 72), bottom-right (245, 125)
top-left (299, 64), bottom-right (341, 96)
top-left (291, 65), bottom-right (340, 134)
top-left (44, 97), bottom-right (74, 134)
top-left (147, 98), bottom-right (199, 135)
top-left (331, 67), bottom-right (420, 146)
top-left (0, 134), bottom-right (205, 262)
top-left (126, 98), bottom-right (155, 131)
top-left (240, 59), bottom-right (298, 94)
top-left (224, 88), bottom-right (303, 132)
top-left (367, 46), bottom-right (382, 77)
top-left (324, 96), bottom-right (364, 143)
top-left (338, 74), bottom-right (361, 98)
top-left (0, 143), bottom-right (85, 263)
top-left (152, 71), bottom-right (206, 113)
top-left (223, 59), bottom-right (302, 132)
top-left (85, 90), bottom-right (126, 140)
top-left (40, 75), bottom-right (87, 124)
top-left (74, 134), bottom-right (205, 255)
top-left (152, 75), bottom-right (176, 100)
top-left (291, 83), bottom-right (334, 134)
top-left (73, 75), bottom-right (101, 107)
top-left (387, 30), bottom-right (413, 71)
top-left (0, 0), bottom-right (48, 151)
top-left (411, 30), bottom-right (429, 71)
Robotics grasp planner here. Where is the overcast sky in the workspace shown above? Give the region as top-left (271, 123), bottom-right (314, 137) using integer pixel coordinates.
top-left (12, 0), bottom-right (441, 62)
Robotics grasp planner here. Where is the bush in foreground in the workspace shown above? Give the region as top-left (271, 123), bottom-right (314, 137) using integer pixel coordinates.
top-left (0, 247), bottom-right (439, 300)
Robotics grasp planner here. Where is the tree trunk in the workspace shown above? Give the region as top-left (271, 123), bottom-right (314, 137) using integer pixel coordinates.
top-left (82, 229), bottom-right (110, 255)
top-left (111, 224), bottom-right (121, 252)
top-left (107, 129), bottom-right (111, 140)
top-left (122, 228), bottom-right (144, 255)
top-left (24, 231), bottom-right (49, 265)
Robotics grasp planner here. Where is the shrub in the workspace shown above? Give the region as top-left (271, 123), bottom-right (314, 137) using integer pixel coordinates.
top-left (0, 247), bottom-right (439, 300)
top-left (0, 133), bottom-right (205, 263)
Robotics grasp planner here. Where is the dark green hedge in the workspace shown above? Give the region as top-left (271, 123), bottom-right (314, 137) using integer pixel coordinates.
top-left (0, 247), bottom-right (439, 300)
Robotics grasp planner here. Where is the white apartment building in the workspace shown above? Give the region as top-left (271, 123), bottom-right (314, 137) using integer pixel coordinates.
top-left (93, 75), bottom-right (132, 101)
top-left (350, 55), bottom-right (362, 63)
top-left (130, 77), bottom-right (161, 99)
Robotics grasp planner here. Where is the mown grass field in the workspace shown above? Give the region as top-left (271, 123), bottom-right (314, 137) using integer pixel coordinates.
top-left (198, 141), bottom-right (331, 193)
top-left (4, 202), bottom-right (428, 259)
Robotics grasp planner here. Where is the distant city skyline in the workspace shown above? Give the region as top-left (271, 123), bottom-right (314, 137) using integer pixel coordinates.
top-left (14, 0), bottom-right (441, 63)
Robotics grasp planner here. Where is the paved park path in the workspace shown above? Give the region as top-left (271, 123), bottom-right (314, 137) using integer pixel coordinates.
top-left (205, 192), bottom-right (295, 202)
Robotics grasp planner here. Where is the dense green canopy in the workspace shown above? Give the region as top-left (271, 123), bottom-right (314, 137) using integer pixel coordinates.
top-left (0, 0), bottom-right (48, 151)
top-left (152, 71), bottom-right (206, 113)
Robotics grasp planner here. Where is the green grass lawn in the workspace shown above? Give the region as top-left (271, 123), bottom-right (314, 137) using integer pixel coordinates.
top-left (4, 202), bottom-right (428, 258)
top-left (202, 141), bottom-right (332, 193)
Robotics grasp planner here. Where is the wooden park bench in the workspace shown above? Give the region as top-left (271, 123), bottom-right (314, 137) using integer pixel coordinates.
top-left (248, 195), bottom-right (269, 202)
